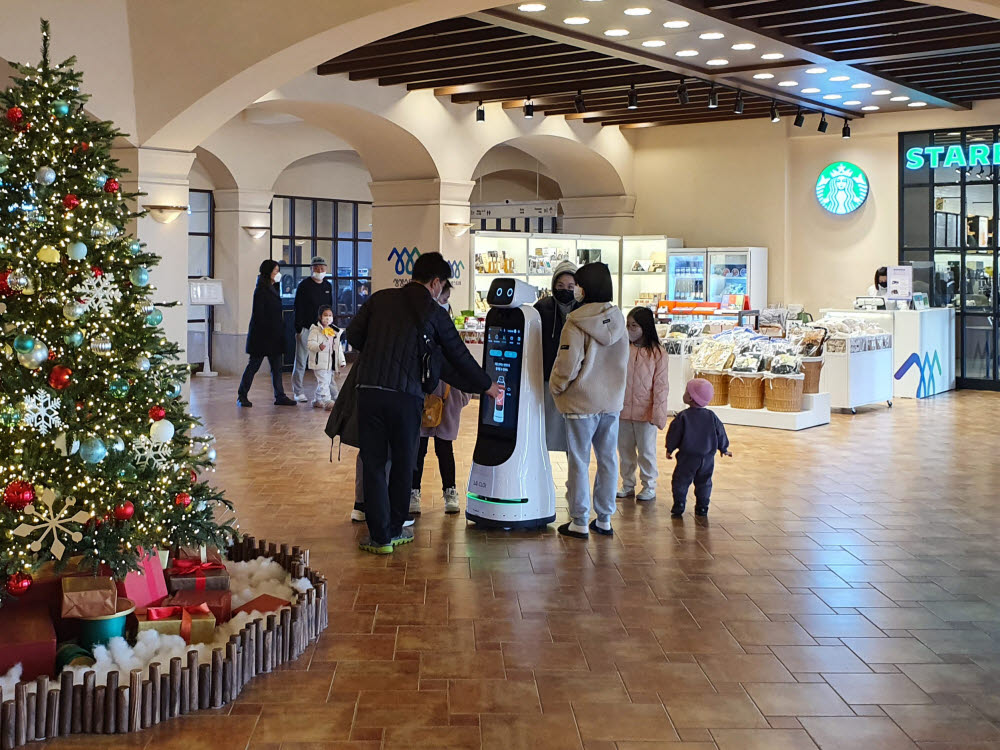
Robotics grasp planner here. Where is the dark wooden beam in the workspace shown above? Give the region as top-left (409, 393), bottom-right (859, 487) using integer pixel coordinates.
top-left (779, 8), bottom-right (966, 39)
top-left (834, 33), bottom-right (1000, 65)
top-left (908, 69), bottom-right (1000, 87)
top-left (805, 20), bottom-right (1000, 49)
top-left (709, 0), bottom-right (876, 14)
top-left (756, 2), bottom-right (932, 29)
top-left (347, 45), bottom-right (588, 82)
top-left (442, 69), bottom-right (677, 103)
top-left (602, 106), bottom-right (800, 127)
top-left (879, 54), bottom-right (1000, 76)
top-left (399, 59), bottom-right (645, 91)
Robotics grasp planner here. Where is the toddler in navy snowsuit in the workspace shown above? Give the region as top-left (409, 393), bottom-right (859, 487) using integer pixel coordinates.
top-left (665, 378), bottom-right (732, 517)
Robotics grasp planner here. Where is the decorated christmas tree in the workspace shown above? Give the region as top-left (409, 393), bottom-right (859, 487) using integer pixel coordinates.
top-left (0, 21), bottom-right (236, 603)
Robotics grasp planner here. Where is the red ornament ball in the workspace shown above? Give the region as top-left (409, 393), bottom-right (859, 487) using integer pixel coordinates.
top-left (3, 481), bottom-right (35, 511)
top-left (5, 572), bottom-right (32, 597)
top-left (5, 106), bottom-right (23, 125)
top-left (103, 178), bottom-right (120, 194)
top-left (91, 266), bottom-right (103, 278)
top-left (174, 492), bottom-right (192, 508)
top-left (148, 405), bottom-right (166, 422)
top-left (0, 270), bottom-right (12, 296)
top-left (63, 194), bottom-right (80, 210)
top-left (189, 470), bottom-right (198, 484)
top-left (113, 501), bottom-right (134, 521)
top-left (48, 365), bottom-right (73, 390)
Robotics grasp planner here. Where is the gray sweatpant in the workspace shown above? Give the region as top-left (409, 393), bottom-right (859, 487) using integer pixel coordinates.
top-left (565, 413), bottom-right (619, 526)
top-left (618, 419), bottom-right (659, 492)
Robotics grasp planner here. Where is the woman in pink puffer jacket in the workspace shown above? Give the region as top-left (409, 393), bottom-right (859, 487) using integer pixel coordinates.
top-left (618, 307), bottom-right (669, 501)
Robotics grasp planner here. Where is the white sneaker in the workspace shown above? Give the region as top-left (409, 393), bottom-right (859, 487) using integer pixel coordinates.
top-left (636, 487), bottom-right (656, 501)
top-left (616, 486), bottom-right (635, 498)
top-left (443, 487), bottom-right (460, 514)
top-left (409, 489), bottom-right (422, 514)
top-left (312, 400), bottom-right (323, 409)
top-left (293, 394), bottom-right (308, 403)
top-left (403, 516), bottom-right (416, 528)
top-left (350, 509), bottom-right (366, 522)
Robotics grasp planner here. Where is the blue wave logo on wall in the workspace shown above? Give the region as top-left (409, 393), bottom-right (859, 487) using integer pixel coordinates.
top-left (449, 260), bottom-right (465, 280)
top-left (894, 350), bottom-right (942, 399)
top-left (388, 247), bottom-right (420, 276)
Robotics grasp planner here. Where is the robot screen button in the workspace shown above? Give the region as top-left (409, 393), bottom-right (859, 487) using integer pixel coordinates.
top-left (504, 351), bottom-right (518, 359)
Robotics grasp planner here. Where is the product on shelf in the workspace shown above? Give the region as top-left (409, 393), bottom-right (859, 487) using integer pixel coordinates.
top-left (770, 353), bottom-right (801, 375)
top-left (528, 246), bottom-right (570, 275)
top-left (691, 338), bottom-right (735, 372)
top-left (808, 316), bottom-right (892, 353)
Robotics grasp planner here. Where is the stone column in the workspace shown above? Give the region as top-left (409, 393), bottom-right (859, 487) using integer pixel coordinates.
top-left (559, 195), bottom-right (637, 236)
top-left (369, 179), bottom-right (475, 311)
top-left (211, 189), bottom-right (273, 375)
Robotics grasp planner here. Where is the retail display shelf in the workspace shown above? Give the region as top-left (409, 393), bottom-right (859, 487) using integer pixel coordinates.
top-left (713, 392), bottom-right (831, 431)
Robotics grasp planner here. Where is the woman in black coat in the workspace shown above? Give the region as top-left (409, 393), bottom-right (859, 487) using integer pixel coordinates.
top-left (237, 259), bottom-right (296, 407)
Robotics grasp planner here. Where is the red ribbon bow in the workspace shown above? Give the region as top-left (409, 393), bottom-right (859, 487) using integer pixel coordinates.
top-left (145, 602), bottom-right (211, 644)
top-left (167, 559), bottom-right (225, 591)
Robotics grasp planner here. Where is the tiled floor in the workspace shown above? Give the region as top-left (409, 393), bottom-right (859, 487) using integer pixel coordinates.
top-left (41, 375), bottom-right (1000, 749)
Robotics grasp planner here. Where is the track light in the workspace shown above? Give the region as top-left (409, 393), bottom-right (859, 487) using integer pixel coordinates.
top-left (628, 84), bottom-right (638, 110)
top-left (677, 78), bottom-right (689, 106)
top-left (574, 90), bottom-right (586, 113)
top-left (817, 113), bottom-right (828, 133)
top-left (523, 98), bottom-right (534, 118)
top-left (770, 100), bottom-right (780, 122)
top-left (734, 90), bottom-right (744, 115)
top-left (708, 84), bottom-right (718, 109)
top-left (476, 102), bottom-right (485, 123)
top-left (842, 118), bottom-right (851, 139)
top-left (793, 108), bottom-right (804, 127)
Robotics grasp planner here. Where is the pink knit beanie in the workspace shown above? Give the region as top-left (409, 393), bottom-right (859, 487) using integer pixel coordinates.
top-left (684, 378), bottom-right (714, 408)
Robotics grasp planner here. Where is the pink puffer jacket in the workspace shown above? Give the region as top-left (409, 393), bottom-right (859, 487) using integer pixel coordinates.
top-left (620, 344), bottom-right (669, 429)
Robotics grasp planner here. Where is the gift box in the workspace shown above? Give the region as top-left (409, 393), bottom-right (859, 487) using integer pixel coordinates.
top-left (165, 557), bottom-right (229, 593)
top-left (113, 546), bottom-right (168, 612)
top-left (231, 594), bottom-right (290, 618)
top-left (61, 576), bottom-right (117, 619)
top-left (16, 555), bottom-right (88, 614)
top-left (173, 545), bottom-right (224, 565)
top-left (135, 603), bottom-right (215, 644)
top-left (162, 589), bottom-right (232, 624)
top-left (0, 604), bottom-right (56, 680)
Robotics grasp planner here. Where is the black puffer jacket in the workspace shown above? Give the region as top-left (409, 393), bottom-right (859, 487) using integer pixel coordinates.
top-left (346, 282), bottom-right (491, 400)
top-left (535, 261), bottom-right (580, 380)
top-left (245, 279), bottom-right (285, 357)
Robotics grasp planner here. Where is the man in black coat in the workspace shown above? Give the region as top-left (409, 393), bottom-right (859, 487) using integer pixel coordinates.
top-left (291, 256), bottom-right (333, 402)
top-left (346, 252), bottom-right (501, 553)
top-left (237, 259), bottom-right (296, 407)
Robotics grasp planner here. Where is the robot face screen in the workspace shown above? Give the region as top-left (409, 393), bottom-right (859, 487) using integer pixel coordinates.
top-left (481, 324), bottom-right (523, 433)
top-left (487, 281), bottom-right (517, 307)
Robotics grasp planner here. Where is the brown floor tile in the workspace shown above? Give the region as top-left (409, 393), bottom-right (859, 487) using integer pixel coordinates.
top-left (913, 629), bottom-right (1000, 656)
top-left (697, 654), bottom-right (796, 683)
top-left (823, 673), bottom-right (932, 704)
top-left (725, 621), bottom-right (817, 646)
top-left (744, 683), bottom-right (854, 716)
top-left (798, 717), bottom-right (918, 749)
top-left (474, 617), bottom-right (553, 643)
top-left (842, 638), bottom-right (942, 664)
top-left (897, 663), bottom-right (996, 692)
top-left (856, 608), bottom-right (949, 630)
top-left (448, 678), bottom-right (541, 713)
top-left (712, 575), bottom-right (790, 595)
top-left (813, 588), bottom-right (898, 609)
top-left (619, 661), bottom-right (716, 694)
top-left (652, 622), bottom-right (746, 654)
top-left (503, 641), bottom-right (589, 670)
top-left (480, 713), bottom-right (582, 750)
top-left (535, 672), bottom-right (630, 709)
top-left (683, 599), bottom-right (769, 625)
top-left (333, 660), bottom-right (420, 691)
top-left (748, 594), bottom-right (836, 615)
top-left (827, 566), bottom-right (906, 583)
top-left (573, 703), bottom-right (678, 742)
top-left (793, 615), bottom-right (885, 638)
top-left (253, 704), bottom-right (356, 742)
top-left (663, 691), bottom-right (769, 728)
top-left (885, 704), bottom-right (1000, 743)
top-left (397, 624), bottom-right (476, 651)
top-left (140, 715), bottom-right (260, 750)
top-left (382, 726), bottom-right (482, 750)
top-left (711, 728), bottom-right (820, 749)
top-left (420, 650), bottom-right (505, 679)
top-left (771, 646), bottom-right (871, 673)
top-left (313, 633), bottom-right (397, 661)
top-left (238, 669), bottom-right (334, 703)
top-left (772, 571), bottom-right (852, 589)
top-left (354, 690), bottom-right (449, 728)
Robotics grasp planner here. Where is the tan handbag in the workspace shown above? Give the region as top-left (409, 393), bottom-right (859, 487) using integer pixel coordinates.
top-left (421, 384), bottom-right (451, 429)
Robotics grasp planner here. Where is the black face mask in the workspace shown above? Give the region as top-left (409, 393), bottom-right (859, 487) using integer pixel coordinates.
top-left (553, 289), bottom-right (575, 304)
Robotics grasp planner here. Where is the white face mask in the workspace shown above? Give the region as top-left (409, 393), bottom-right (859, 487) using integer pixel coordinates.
top-left (573, 287), bottom-right (585, 303)
top-left (627, 328), bottom-right (643, 343)
top-left (272, 271), bottom-right (282, 285)
top-left (321, 316), bottom-right (334, 327)
top-left (312, 271), bottom-right (325, 282)
top-left (439, 301), bottom-right (450, 311)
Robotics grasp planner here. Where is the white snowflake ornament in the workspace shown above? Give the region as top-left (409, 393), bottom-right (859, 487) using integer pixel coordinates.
top-left (73, 272), bottom-right (122, 316)
top-left (23, 390), bottom-right (63, 436)
top-left (133, 435), bottom-right (171, 470)
top-left (12, 488), bottom-right (89, 560)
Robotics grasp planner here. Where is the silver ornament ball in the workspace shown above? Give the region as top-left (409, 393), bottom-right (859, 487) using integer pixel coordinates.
top-left (34, 166), bottom-right (56, 186)
top-left (89, 334), bottom-right (112, 354)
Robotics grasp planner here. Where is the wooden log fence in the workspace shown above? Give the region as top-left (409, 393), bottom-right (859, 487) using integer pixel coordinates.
top-left (0, 535), bottom-right (327, 748)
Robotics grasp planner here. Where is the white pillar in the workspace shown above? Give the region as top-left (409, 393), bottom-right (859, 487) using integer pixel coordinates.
top-left (560, 195), bottom-right (637, 236)
top-left (370, 179), bottom-right (475, 311)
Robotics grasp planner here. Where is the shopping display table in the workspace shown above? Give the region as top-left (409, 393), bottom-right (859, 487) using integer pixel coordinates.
top-left (713, 392), bottom-right (831, 431)
top-left (667, 350), bottom-right (695, 413)
top-left (820, 349), bottom-right (894, 412)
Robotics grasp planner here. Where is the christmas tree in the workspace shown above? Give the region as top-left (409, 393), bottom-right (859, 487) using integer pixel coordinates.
top-left (0, 21), bottom-right (236, 602)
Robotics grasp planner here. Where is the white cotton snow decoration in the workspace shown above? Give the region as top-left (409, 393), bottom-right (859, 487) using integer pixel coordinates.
top-left (0, 664), bottom-right (24, 699)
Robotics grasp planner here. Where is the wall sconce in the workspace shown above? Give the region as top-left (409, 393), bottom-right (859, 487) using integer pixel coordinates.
top-left (142, 204), bottom-right (188, 224)
top-left (242, 225), bottom-right (269, 239)
top-left (444, 222), bottom-right (473, 238)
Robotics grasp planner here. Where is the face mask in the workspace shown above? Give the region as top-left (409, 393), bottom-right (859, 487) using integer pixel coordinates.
top-left (321, 317), bottom-right (333, 327)
top-left (439, 301), bottom-right (450, 311)
top-left (553, 289), bottom-right (575, 305)
top-left (573, 287), bottom-right (585, 303)
top-left (627, 328), bottom-right (643, 343)
top-left (272, 272), bottom-right (282, 285)
top-left (312, 272), bottom-right (325, 282)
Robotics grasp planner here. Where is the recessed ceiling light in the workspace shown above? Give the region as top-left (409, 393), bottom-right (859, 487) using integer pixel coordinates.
top-left (890, 95), bottom-right (910, 102)
top-left (801, 87), bottom-right (820, 94)
top-left (844, 100), bottom-right (862, 105)
top-left (642, 39), bottom-right (666, 47)
top-left (707, 58), bottom-right (729, 66)
top-left (908, 101), bottom-right (928, 107)
top-left (625, 7), bottom-right (651, 14)
top-left (777, 80), bottom-right (798, 87)
top-left (948, 131), bottom-right (960, 135)
top-left (829, 75), bottom-right (850, 82)
top-left (862, 105), bottom-right (880, 111)
top-left (851, 83), bottom-right (871, 89)
top-left (872, 89), bottom-right (891, 95)
top-left (805, 67), bottom-right (827, 74)
top-left (700, 32), bottom-right (725, 40)
top-left (753, 73), bottom-right (774, 79)
top-left (663, 20), bottom-right (689, 28)
top-left (823, 93), bottom-right (842, 100)
top-left (604, 28), bottom-right (629, 36)
top-left (563, 16), bottom-right (589, 24)
top-left (676, 49), bottom-right (698, 57)
top-left (517, 2), bottom-right (546, 10)
top-left (731, 42), bottom-right (756, 51)
top-left (762, 52), bottom-right (785, 60)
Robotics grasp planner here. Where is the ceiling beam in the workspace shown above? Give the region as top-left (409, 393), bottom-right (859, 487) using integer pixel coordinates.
top-left (321, 37), bottom-right (551, 76)
top-left (804, 19), bottom-right (1000, 49)
top-left (835, 35), bottom-right (1000, 65)
top-left (777, 6), bottom-right (963, 37)
top-left (757, 2), bottom-right (937, 29)
top-left (347, 45), bottom-right (588, 82)
top-left (879, 54), bottom-right (1000, 75)
top-left (401, 59), bottom-right (647, 91)
top-left (726, 0), bottom-right (908, 21)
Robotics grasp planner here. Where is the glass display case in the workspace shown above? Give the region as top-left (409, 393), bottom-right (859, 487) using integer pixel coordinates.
top-left (472, 232), bottom-right (529, 313)
top-left (708, 247), bottom-right (768, 310)
top-left (621, 236), bottom-right (684, 309)
top-left (527, 235), bottom-right (576, 291)
top-left (668, 251), bottom-right (706, 302)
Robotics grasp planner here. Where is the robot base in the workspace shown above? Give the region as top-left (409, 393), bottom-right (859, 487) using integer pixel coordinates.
top-left (465, 510), bottom-right (556, 530)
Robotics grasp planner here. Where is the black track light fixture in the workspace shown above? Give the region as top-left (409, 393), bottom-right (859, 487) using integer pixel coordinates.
top-left (476, 102), bottom-right (485, 123)
top-left (523, 98), bottom-right (534, 119)
top-left (770, 100), bottom-right (780, 123)
top-left (818, 113), bottom-right (829, 133)
top-left (574, 90), bottom-right (586, 114)
top-left (793, 108), bottom-right (804, 128)
top-left (708, 84), bottom-right (718, 109)
top-left (734, 90), bottom-right (744, 115)
top-left (677, 78), bottom-right (689, 106)
top-left (628, 84), bottom-right (638, 110)
top-left (842, 118), bottom-right (851, 139)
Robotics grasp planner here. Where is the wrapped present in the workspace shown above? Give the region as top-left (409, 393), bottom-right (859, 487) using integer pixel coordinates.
top-left (163, 589), bottom-right (232, 624)
top-left (173, 545), bottom-right (224, 565)
top-left (0, 604), bottom-right (56, 680)
top-left (61, 576), bottom-right (117, 619)
top-left (16, 555), bottom-right (88, 614)
top-left (135, 602), bottom-right (215, 644)
top-left (113, 546), bottom-right (168, 612)
top-left (165, 558), bottom-right (229, 593)
top-left (231, 594), bottom-right (290, 618)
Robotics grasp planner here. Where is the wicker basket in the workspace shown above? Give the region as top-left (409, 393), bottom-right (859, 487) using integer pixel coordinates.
top-left (694, 370), bottom-right (730, 406)
top-left (801, 357), bottom-right (824, 394)
top-left (729, 373), bottom-right (765, 409)
top-left (765, 374), bottom-right (805, 413)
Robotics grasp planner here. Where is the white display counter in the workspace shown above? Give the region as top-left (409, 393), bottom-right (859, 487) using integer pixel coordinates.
top-left (820, 349), bottom-right (893, 412)
top-left (667, 351), bottom-right (695, 414)
top-left (714, 393), bottom-right (831, 431)
top-left (819, 308), bottom-right (956, 399)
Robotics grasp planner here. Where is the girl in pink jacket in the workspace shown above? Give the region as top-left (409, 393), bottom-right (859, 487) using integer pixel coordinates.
top-left (618, 307), bottom-right (669, 501)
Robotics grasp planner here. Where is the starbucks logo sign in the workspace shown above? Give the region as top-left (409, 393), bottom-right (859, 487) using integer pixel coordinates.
top-left (816, 161), bottom-right (869, 215)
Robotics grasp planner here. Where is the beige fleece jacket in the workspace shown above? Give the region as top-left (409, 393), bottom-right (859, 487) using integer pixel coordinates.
top-left (549, 301), bottom-right (628, 416)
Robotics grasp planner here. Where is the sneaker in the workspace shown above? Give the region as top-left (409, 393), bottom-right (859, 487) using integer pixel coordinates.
top-left (236, 396), bottom-right (253, 408)
top-left (403, 516), bottom-right (416, 528)
top-left (293, 394), bottom-right (309, 403)
top-left (694, 505), bottom-right (709, 517)
top-left (443, 488), bottom-right (460, 514)
top-left (409, 489), bottom-right (422, 514)
top-left (359, 536), bottom-right (393, 555)
top-left (391, 527), bottom-right (414, 547)
top-left (670, 503), bottom-right (685, 518)
top-left (557, 520), bottom-right (589, 539)
top-left (636, 487), bottom-right (656, 502)
top-left (312, 400), bottom-right (323, 409)
top-left (589, 519), bottom-right (614, 536)
top-left (323, 400), bottom-right (335, 411)
top-left (350, 509), bottom-right (366, 522)
top-left (274, 395), bottom-right (297, 406)
top-left (616, 486), bottom-right (635, 499)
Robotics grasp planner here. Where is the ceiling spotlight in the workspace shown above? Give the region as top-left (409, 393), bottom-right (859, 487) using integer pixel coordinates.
top-left (890, 95), bottom-right (910, 102)
top-left (762, 52), bottom-right (785, 60)
top-left (677, 78), bottom-right (689, 105)
top-left (852, 83), bottom-right (871, 89)
top-left (805, 67), bottom-right (827, 74)
top-left (732, 42), bottom-right (756, 51)
top-left (642, 39), bottom-right (666, 47)
top-left (829, 75), bottom-right (850, 82)
top-left (563, 16), bottom-right (589, 24)
top-left (663, 19), bottom-right (689, 28)
top-left (624, 7), bottom-right (651, 15)
top-left (734, 90), bottom-right (744, 115)
top-left (753, 73), bottom-right (774, 80)
top-left (801, 87), bottom-right (820, 94)
top-left (604, 28), bottom-right (630, 36)
top-left (842, 118), bottom-right (851, 139)
top-left (908, 101), bottom-right (928, 107)
top-left (700, 31), bottom-right (725, 40)
top-left (770, 101), bottom-right (780, 122)
top-left (676, 49), bottom-right (698, 57)
top-left (628, 84), bottom-right (638, 110)
top-left (476, 102), bottom-right (485, 123)
top-left (818, 113), bottom-right (828, 133)
top-left (517, 3), bottom-right (546, 10)
top-left (708, 84), bottom-right (718, 109)
top-left (574, 90), bottom-right (586, 113)
top-left (793, 108), bottom-right (804, 127)
top-left (861, 105), bottom-right (880, 111)
top-left (523, 98), bottom-right (534, 118)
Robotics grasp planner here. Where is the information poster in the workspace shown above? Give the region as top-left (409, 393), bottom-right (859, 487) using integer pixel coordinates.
top-left (481, 326), bottom-right (522, 433)
top-left (887, 265), bottom-right (913, 301)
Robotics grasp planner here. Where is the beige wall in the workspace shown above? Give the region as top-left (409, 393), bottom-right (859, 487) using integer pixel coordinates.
top-left (271, 151), bottom-right (372, 202)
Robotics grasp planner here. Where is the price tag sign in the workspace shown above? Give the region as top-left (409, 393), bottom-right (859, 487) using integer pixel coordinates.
top-left (887, 266), bottom-right (913, 301)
